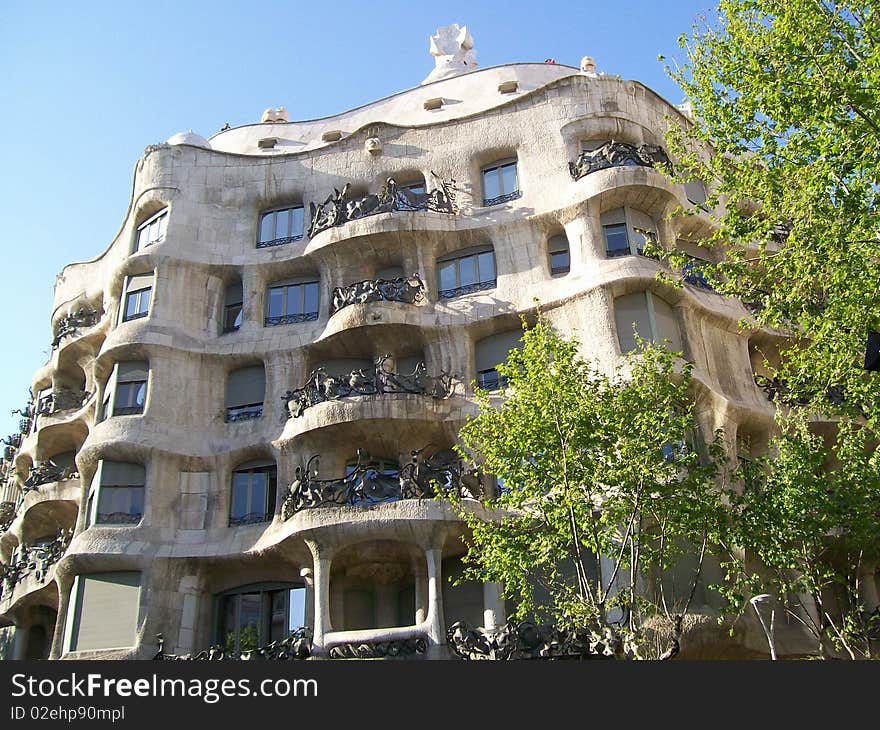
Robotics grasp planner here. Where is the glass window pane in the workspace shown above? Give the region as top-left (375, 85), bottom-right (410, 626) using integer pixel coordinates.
top-left (604, 224), bottom-right (630, 257)
top-left (125, 294), bottom-right (139, 319)
top-left (223, 597), bottom-right (237, 652)
top-left (134, 382), bottom-right (146, 406)
top-left (250, 471), bottom-right (267, 513)
top-left (135, 228), bottom-right (146, 251)
top-left (268, 287), bottom-right (284, 318)
top-left (157, 213), bottom-right (167, 240)
top-left (138, 288), bottom-right (151, 313)
top-left (286, 285), bottom-right (301, 315)
top-left (501, 163), bottom-right (518, 194)
top-left (129, 487), bottom-right (144, 517)
top-left (405, 183), bottom-right (425, 196)
top-left (275, 209), bottom-right (291, 239)
top-left (459, 256), bottom-right (476, 287)
top-left (477, 251), bottom-right (495, 283)
top-left (259, 213), bottom-right (273, 243)
top-left (482, 167), bottom-right (500, 200)
top-left (439, 261), bottom-right (456, 291)
top-left (550, 251), bottom-right (570, 273)
top-left (238, 594), bottom-right (261, 651)
top-left (289, 588), bottom-right (306, 632)
top-left (291, 207), bottom-right (304, 237)
top-left (270, 590), bottom-right (287, 641)
top-left (303, 282), bottom-right (318, 314)
top-left (231, 473), bottom-right (249, 518)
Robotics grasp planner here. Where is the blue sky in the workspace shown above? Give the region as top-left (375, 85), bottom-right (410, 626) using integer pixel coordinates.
top-left (0, 0), bottom-right (713, 438)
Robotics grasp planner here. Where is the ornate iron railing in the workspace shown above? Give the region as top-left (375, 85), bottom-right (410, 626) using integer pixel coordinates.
top-left (0, 502), bottom-right (15, 533)
top-left (0, 528), bottom-right (72, 598)
top-left (330, 275), bottom-right (425, 315)
top-left (754, 375), bottom-right (845, 408)
top-left (264, 312), bottom-right (319, 327)
top-left (256, 233), bottom-right (303, 249)
top-left (329, 638), bottom-right (427, 659)
top-left (438, 279), bottom-right (496, 299)
top-left (228, 511), bottom-right (272, 527)
top-left (51, 305), bottom-right (100, 349)
top-left (22, 460), bottom-right (79, 491)
top-left (482, 190), bottom-right (522, 207)
top-left (96, 511), bottom-right (142, 525)
top-left (308, 173), bottom-right (457, 237)
top-left (3, 433), bottom-right (22, 452)
top-left (447, 620), bottom-right (613, 660)
top-left (37, 389), bottom-right (91, 417)
top-left (281, 446), bottom-right (483, 518)
top-left (154, 629), bottom-right (312, 661)
top-left (283, 355), bottom-right (454, 419)
top-left (682, 261), bottom-right (714, 291)
top-left (225, 404), bottom-right (264, 423)
top-left (569, 141), bottom-right (672, 181)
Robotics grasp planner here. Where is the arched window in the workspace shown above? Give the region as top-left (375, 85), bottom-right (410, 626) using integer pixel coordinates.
top-left (99, 361), bottom-right (149, 419)
top-left (613, 291), bottom-right (682, 353)
top-left (601, 207), bottom-right (657, 258)
top-left (120, 273), bottom-right (153, 323)
top-left (225, 365), bottom-right (265, 422)
top-left (548, 233), bottom-right (570, 276)
top-left (437, 247), bottom-right (496, 299)
top-left (257, 205), bottom-right (304, 248)
top-left (475, 330), bottom-right (524, 390)
top-left (88, 460), bottom-right (145, 526)
top-left (229, 460), bottom-right (276, 526)
top-left (481, 158), bottom-right (520, 206)
top-left (133, 208), bottom-right (168, 253)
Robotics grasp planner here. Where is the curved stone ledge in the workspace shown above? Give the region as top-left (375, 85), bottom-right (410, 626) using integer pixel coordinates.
top-left (6, 478), bottom-right (80, 545)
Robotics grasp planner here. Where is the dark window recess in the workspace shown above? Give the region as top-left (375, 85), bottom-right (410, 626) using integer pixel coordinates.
top-left (603, 223), bottom-right (631, 258)
top-left (865, 331), bottom-right (880, 372)
top-left (548, 234), bottom-right (570, 275)
top-left (225, 366), bottom-right (265, 423)
top-left (113, 381), bottom-right (146, 416)
top-left (476, 368), bottom-right (506, 391)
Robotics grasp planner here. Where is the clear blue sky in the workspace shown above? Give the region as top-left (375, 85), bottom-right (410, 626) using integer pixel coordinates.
top-left (0, 0), bottom-right (712, 439)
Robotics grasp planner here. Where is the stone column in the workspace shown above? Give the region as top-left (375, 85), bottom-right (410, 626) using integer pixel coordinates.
top-left (300, 567), bottom-right (315, 632)
top-left (11, 622), bottom-right (30, 661)
top-left (49, 575), bottom-right (74, 659)
top-left (482, 582), bottom-right (505, 630)
top-left (413, 558), bottom-right (427, 625)
top-left (424, 547), bottom-right (445, 646)
top-left (305, 541), bottom-right (333, 653)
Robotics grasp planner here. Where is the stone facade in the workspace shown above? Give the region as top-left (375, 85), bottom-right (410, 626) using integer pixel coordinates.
top-left (0, 28), bottom-right (803, 660)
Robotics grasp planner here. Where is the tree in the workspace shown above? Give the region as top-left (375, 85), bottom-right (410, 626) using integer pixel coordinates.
top-left (663, 0), bottom-right (880, 657)
top-left (451, 317), bottom-right (729, 659)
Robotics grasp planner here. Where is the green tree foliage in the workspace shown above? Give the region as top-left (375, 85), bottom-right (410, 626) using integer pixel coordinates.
top-left (452, 318), bottom-right (729, 659)
top-left (664, 1), bottom-right (880, 657)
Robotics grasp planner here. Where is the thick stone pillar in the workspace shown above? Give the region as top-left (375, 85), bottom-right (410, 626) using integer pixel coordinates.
top-left (305, 541), bottom-right (333, 653)
top-left (482, 582), bottom-right (505, 630)
top-left (425, 547), bottom-right (445, 646)
top-left (413, 558), bottom-right (427, 625)
top-left (11, 622), bottom-right (30, 660)
top-left (300, 567), bottom-right (315, 632)
top-left (49, 576), bottom-right (74, 659)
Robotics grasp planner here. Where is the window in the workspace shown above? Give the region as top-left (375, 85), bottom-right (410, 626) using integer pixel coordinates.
top-left (548, 234), bottom-right (570, 275)
top-left (223, 280), bottom-right (243, 333)
top-left (133, 209), bottom-right (167, 252)
top-left (257, 205), bottom-right (305, 248)
top-left (481, 158), bottom-right (520, 206)
top-left (684, 179), bottom-right (708, 209)
top-left (475, 330), bottom-right (524, 391)
top-left (67, 572), bottom-right (141, 652)
top-left (265, 279), bottom-right (319, 326)
top-left (225, 365), bottom-right (265, 422)
top-left (601, 208), bottom-right (657, 258)
top-left (229, 461), bottom-right (276, 526)
top-left (121, 273), bottom-right (153, 322)
top-left (437, 247), bottom-right (496, 299)
top-left (112, 362), bottom-right (148, 416)
top-left (682, 258), bottom-right (713, 290)
top-left (218, 583), bottom-right (306, 653)
top-left (613, 292), bottom-right (682, 353)
top-left (344, 456), bottom-right (399, 506)
top-left (90, 460), bottom-right (145, 526)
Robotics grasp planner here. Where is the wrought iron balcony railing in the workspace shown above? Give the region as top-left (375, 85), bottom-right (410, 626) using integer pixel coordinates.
top-left (569, 141), bottom-right (672, 181)
top-left (154, 629), bottom-right (312, 661)
top-left (0, 501), bottom-right (15, 533)
top-left (482, 189), bottom-right (522, 207)
top-left (51, 305), bottom-right (100, 349)
top-left (0, 528), bottom-right (72, 599)
top-left (682, 261), bottom-right (714, 291)
top-left (438, 279), bottom-right (496, 299)
top-left (22, 460), bottom-right (79, 492)
top-left (283, 355), bottom-right (454, 419)
top-left (329, 638), bottom-right (427, 659)
top-left (225, 404), bottom-right (264, 423)
top-left (95, 511), bottom-right (142, 525)
top-left (447, 620), bottom-right (613, 660)
top-left (228, 511), bottom-right (272, 527)
top-left (264, 312), bottom-right (318, 327)
top-left (281, 446), bottom-right (483, 518)
top-left (330, 275), bottom-right (425, 315)
top-left (308, 173), bottom-right (457, 237)
top-left (37, 388), bottom-right (90, 418)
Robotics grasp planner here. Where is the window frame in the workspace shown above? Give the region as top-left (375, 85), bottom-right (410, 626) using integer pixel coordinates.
top-left (215, 582), bottom-right (307, 653)
top-left (264, 279), bottom-right (320, 326)
top-left (602, 207), bottom-right (658, 259)
top-left (613, 290), bottom-right (682, 354)
top-left (481, 158), bottom-right (521, 206)
top-left (229, 462), bottom-right (277, 526)
top-left (225, 365), bottom-right (265, 423)
top-left (133, 208), bottom-right (168, 253)
top-left (256, 205), bottom-right (305, 249)
top-left (121, 274), bottom-right (153, 323)
top-left (436, 247), bottom-right (496, 299)
top-left (547, 233), bottom-right (571, 276)
top-left (87, 460), bottom-right (146, 527)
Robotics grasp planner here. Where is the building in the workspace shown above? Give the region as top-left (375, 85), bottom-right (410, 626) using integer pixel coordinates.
top-left (0, 25), bottom-right (793, 660)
